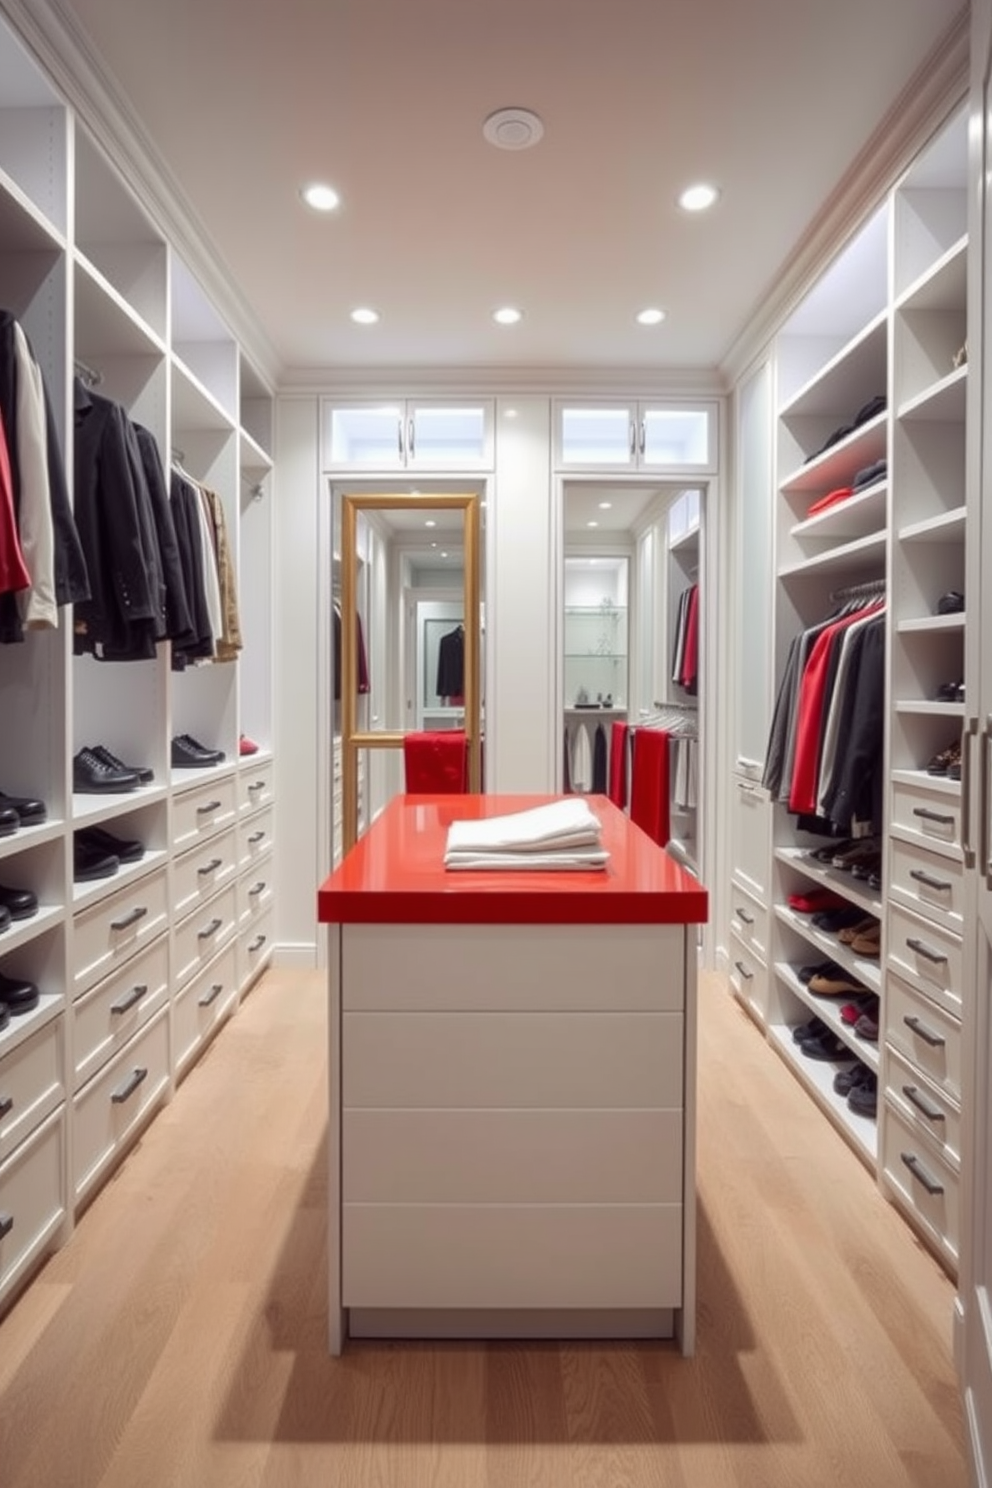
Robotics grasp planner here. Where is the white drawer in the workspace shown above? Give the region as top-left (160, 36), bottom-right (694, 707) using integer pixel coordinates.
top-left (174, 942), bottom-right (238, 1078)
top-left (72, 865), bottom-right (170, 1000)
top-left (729, 880), bottom-right (768, 962)
top-left (238, 806), bottom-right (274, 869)
top-left (344, 1109), bottom-right (683, 1204)
top-left (343, 1012), bottom-right (684, 1109)
top-left (882, 1100), bottom-right (959, 1269)
top-left (239, 760), bottom-right (274, 814)
top-left (172, 775), bottom-right (238, 852)
top-left (730, 776), bottom-right (769, 899)
top-left (888, 834), bottom-right (964, 936)
top-left (885, 1043), bottom-right (961, 1170)
top-left (172, 828), bottom-right (238, 920)
top-left (72, 1004), bottom-right (170, 1204)
top-left (237, 853), bottom-right (275, 925)
top-left (886, 971), bottom-right (961, 1104)
top-left (0, 1019), bottom-right (63, 1165)
top-left (0, 1107), bottom-right (64, 1303)
top-left (890, 778), bottom-right (962, 855)
top-left (239, 909), bottom-right (274, 990)
top-left (341, 924), bottom-right (687, 1012)
top-left (887, 902), bottom-right (962, 1021)
top-left (72, 933), bottom-right (169, 1090)
top-left (728, 929), bottom-right (767, 1023)
top-left (174, 882), bottom-right (238, 991)
top-left (343, 1203), bottom-right (683, 1310)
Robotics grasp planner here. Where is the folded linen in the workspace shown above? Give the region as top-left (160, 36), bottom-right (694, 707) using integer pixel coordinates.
top-left (444, 848), bottom-right (609, 871)
top-left (444, 797), bottom-right (603, 856)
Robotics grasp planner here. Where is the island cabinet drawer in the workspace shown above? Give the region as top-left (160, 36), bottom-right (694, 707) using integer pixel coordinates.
top-left (173, 829), bottom-right (238, 920)
top-left (72, 1005), bottom-right (169, 1204)
top-left (239, 762), bottom-right (274, 814)
top-left (172, 776), bottom-right (238, 851)
top-left (0, 1020), bottom-right (63, 1166)
top-left (342, 1203), bottom-right (683, 1310)
top-left (72, 867), bottom-right (170, 1000)
top-left (72, 934), bottom-right (169, 1090)
top-left (238, 807), bottom-right (274, 869)
top-left (0, 1107), bottom-right (64, 1300)
top-left (343, 1012), bottom-right (684, 1109)
top-left (343, 1109), bottom-right (684, 1204)
top-left (174, 884), bottom-right (238, 991)
top-left (341, 923), bottom-right (687, 1012)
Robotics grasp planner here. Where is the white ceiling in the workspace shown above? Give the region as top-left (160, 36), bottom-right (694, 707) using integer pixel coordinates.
top-left (38, 0), bottom-right (967, 383)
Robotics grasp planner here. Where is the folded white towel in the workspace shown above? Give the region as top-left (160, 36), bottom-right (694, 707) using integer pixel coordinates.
top-left (444, 848), bottom-right (609, 871)
top-left (445, 798), bottom-right (603, 856)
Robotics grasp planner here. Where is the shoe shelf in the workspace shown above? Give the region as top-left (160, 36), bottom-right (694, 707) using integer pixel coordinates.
top-left (0, 821), bottom-right (64, 864)
top-left (767, 1021), bottom-right (878, 1168)
top-left (774, 962), bottom-right (881, 1074)
top-left (777, 530), bottom-right (887, 583)
top-left (890, 767), bottom-right (961, 794)
top-left (897, 508), bottom-right (967, 545)
top-left (894, 700), bottom-right (965, 718)
top-left (894, 233), bottom-right (967, 317)
top-left (70, 848), bottom-right (170, 910)
top-left (897, 365), bottom-right (967, 425)
top-left (896, 614), bottom-right (965, 637)
top-left (71, 786), bottom-right (169, 827)
top-left (774, 904), bottom-right (882, 996)
top-left (0, 992), bottom-right (64, 1060)
top-left (778, 310), bottom-right (888, 421)
top-left (0, 906), bottom-right (64, 957)
top-left (778, 417), bottom-right (888, 498)
top-left (774, 846), bottom-right (882, 918)
top-left (169, 760), bottom-right (238, 791)
top-left (787, 480), bottom-right (886, 544)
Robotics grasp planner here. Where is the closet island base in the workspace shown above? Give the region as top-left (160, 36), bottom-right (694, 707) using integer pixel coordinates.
top-left (317, 793), bottom-right (708, 1356)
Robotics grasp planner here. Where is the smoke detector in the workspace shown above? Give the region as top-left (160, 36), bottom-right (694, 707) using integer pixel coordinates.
top-left (483, 108), bottom-right (544, 151)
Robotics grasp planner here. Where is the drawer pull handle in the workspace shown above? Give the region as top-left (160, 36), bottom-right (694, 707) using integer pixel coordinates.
top-left (906, 935), bottom-right (948, 965)
top-left (111, 1066), bottom-right (148, 1105)
top-left (900, 1151), bottom-right (945, 1197)
top-left (197, 858), bottom-right (223, 876)
top-left (902, 1084), bottom-right (946, 1123)
top-left (909, 868), bottom-right (952, 892)
top-left (912, 807), bottom-right (954, 826)
top-left (198, 918), bottom-right (223, 940)
top-left (734, 959), bottom-right (753, 981)
top-left (198, 982), bottom-right (224, 1008)
top-left (903, 1013), bottom-right (946, 1048)
top-left (248, 780), bottom-right (265, 792)
top-left (0, 1096), bottom-right (12, 1119)
top-left (249, 880), bottom-right (266, 897)
top-left (248, 934), bottom-right (267, 953)
top-left (0, 1213), bottom-right (13, 1241)
top-left (110, 905), bottom-right (148, 933)
top-left (111, 983), bottom-right (148, 1016)
top-left (197, 800), bottom-right (222, 815)
top-left (248, 830), bottom-right (266, 845)
top-left (735, 907), bottom-right (754, 925)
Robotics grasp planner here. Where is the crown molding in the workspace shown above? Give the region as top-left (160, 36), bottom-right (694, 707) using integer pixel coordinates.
top-left (277, 363), bottom-right (727, 399)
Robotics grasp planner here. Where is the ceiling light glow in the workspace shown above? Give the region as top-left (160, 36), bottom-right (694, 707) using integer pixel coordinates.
top-left (350, 307), bottom-right (379, 325)
top-left (493, 306), bottom-right (522, 325)
top-left (587, 520), bottom-right (599, 528)
top-left (301, 182), bottom-right (340, 212)
top-left (679, 182), bottom-right (720, 212)
top-left (598, 501), bottom-right (612, 510)
top-left (637, 307), bottom-right (665, 326)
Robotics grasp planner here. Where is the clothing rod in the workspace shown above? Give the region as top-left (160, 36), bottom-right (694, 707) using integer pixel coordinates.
top-left (73, 358), bottom-right (102, 387)
top-left (651, 699), bottom-right (698, 711)
top-left (830, 577), bottom-right (886, 602)
top-left (241, 473), bottom-right (264, 501)
top-left (171, 446), bottom-right (186, 465)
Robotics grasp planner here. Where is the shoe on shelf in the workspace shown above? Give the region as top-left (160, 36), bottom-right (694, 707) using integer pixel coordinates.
top-left (926, 738), bottom-right (961, 776)
top-left (73, 836), bottom-right (120, 882)
top-left (840, 995), bottom-right (877, 1025)
top-left (935, 680), bottom-right (966, 703)
top-left (239, 733), bottom-right (260, 756)
top-left (831, 838), bottom-right (881, 871)
top-left (0, 789), bottom-right (46, 825)
top-left (808, 968), bottom-right (869, 996)
top-left (171, 734), bottom-right (225, 768)
top-left (787, 887), bottom-right (848, 914)
top-left (0, 970), bottom-right (40, 1015)
top-left (0, 883), bottom-right (39, 920)
top-left (850, 923), bottom-right (882, 957)
top-left (810, 906), bottom-right (867, 933)
top-left (91, 745), bottom-right (154, 785)
top-left (936, 591), bottom-right (965, 615)
top-left (73, 747), bottom-right (139, 793)
top-left (75, 825), bottom-right (145, 865)
top-left (838, 914), bottom-right (879, 945)
top-left (854, 1010), bottom-right (880, 1042)
top-left (0, 904), bottom-right (10, 934)
top-left (833, 1061), bottom-right (870, 1096)
top-left (792, 1015), bottom-right (829, 1044)
top-left (797, 961), bottom-right (842, 985)
top-left (800, 1031), bottom-right (854, 1062)
top-left (0, 806), bottom-right (17, 838)
top-left (847, 1070), bottom-right (878, 1117)
top-left (0, 1001), bottom-right (8, 1031)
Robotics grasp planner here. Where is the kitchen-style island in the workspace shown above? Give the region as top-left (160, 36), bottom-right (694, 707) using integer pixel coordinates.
top-left (317, 793), bottom-right (708, 1355)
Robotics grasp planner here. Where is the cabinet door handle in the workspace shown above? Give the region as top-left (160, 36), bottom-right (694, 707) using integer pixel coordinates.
top-left (248, 830), bottom-right (266, 845)
top-left (110, 905), bottom-right (148, 933)
top-left (961, 716), bottom-right (979, 869)
top-left (397, 415), bottom-right (404, 459)
top-left (903, 1013), bottom-right (945, 1048)
top-left (902, 1084), bottom-right (946, 1123)
top-left (906, 935), bottom-right (948, 965)
top-left (197, 858), bottom-right (223, 876)
top-left (111, 983), bottom-right (148, 1016)
top-left (900, 1151), bottom-right (944, 1197)
top-left (912, 806), bottom-right (954, 826)
top-left (249, 881), bottom-right (266, 897)
top-left (735, 906), bottom-right (754, 925)
top-left (407, 416), bottom-right (415, 460)
top-left (984, 717), bottom-right (992, 888)
top-left (734, 959), bottom-right (753, 981)
top-left (0, 1096), bottom-right (12, 1120)
top-left (908, 868), bottom-right (952, 893)
top-left (198, 917), bottom-right (223, 940)
top-left (111, 1066), bottom-right (148, 1104)
top-left (638, 418), bottom-right (646, 456)
top-left (0, 1213), bottom-right (13, 1241)
top-left (248, 934), bottom-right (267, 954)
top-left (198, 982), bottom-right (224, 1008)
top-left (197, 800), bottom-right (222, 815)
top-left (629, 420), bottom-right (637, 458)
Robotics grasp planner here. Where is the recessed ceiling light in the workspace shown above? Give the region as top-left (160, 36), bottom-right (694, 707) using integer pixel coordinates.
top-left (493, 306), bottom-right (522, 325)
top-left (598, 501), bottom-right (612, 510)
top-left (637, 307), bottom-right (666, 326)
top-left (483, 108), bottom-right (544, 151)
top-left (679, 182), bottom-right (720, 212)
top-left (350, 307), bottom-right (379, 325)
top-left (425, 519), bottom-right (437, 528)
top-left (440, 551), bottom-right (449, 559)
top-left (587, 520), bottom-right (599, 529)
top-left (301, 182), bottom-right (340, 212)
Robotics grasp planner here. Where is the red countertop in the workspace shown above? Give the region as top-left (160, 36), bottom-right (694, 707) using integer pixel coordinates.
top-left (318, 793), bottom-right (708, 926)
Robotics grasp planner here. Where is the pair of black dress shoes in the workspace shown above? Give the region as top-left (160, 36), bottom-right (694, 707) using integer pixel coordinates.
top-left (0, 882), bottom-right (40, 933)
top-left (0, 968), bottom-right (40, 1025)
top-left (74, 825), bottom-right (145, 882)
top-left (73, 745), bottom-right (154, 794)
top-left (171, 734), bottom-right (225, 768)
top-left (0, 788), bottom-right (47, 837)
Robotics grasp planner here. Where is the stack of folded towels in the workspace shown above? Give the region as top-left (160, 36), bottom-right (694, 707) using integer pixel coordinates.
top-left (444, 798), bottom-right (608, 871)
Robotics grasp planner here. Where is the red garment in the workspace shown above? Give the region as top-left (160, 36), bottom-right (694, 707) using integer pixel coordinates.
top-left (807, 485), bottom-right (854, 518)
top-left (0, 409), bottom-right (30, 594)
top-left (608, 721), bottom-right (628, 808)
top-left (788, 604), bottom-right (883, 815)
top-left (629, 728), bottom-right (670, 847)
top-left (681, 585), bottom-right (699, 689)
top-left (403, 730), bottom-right (467, 793)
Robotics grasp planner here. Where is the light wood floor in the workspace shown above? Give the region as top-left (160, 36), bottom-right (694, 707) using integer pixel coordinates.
top-left (0, 965), bottom-right (969, 1488)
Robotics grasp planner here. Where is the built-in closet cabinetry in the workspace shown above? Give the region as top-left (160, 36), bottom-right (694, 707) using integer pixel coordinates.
top-left (0, 18), bottom-right (276, 1314)
top-left (324, 400), bottom-right (494, 471)
top-left (555, 399), bottom-right (717, 473)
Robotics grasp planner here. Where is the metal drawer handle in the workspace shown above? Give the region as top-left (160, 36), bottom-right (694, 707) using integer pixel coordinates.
top-left (0, 1095), bottom-right (12, 1119)
top-left (734, 959), bottom-right (753, 981)
top-left (197, 800), bottom-right (222, 815)
top-left (198, 917), bottom-right (223, 940)
top-left (248, 934), bottom-right (267, 953)
top-left (111, 1066), bottom-right (148, 1104)
top-left (902, 1084), bottom-right (946, 1123)
top-left (249, 881), bottom-right (266, 897)
top-left (0, 1213), bottom-right (13, 1241)
top-left (110, 905), bottom-right (148, 933)
top-left (906, 935), bottom-right (948, 965)
top-left (111, 983), bottom-right (148, 1016)
top-left (248, 830), bottom-right (266, 845)
top-left (903, 1013), bottom-right (945, 1048)
top-left (197, 858), bottom-right (223, 876)
top-left (900, 1151), bottom-right (945, 1197)
top-left (912, 807), bottom-right (954, 826)
top-left (735, 906), bottom-right (754, 925)
top-left (248, 779), bottom-right (266, 792)
top-left (909, 868), bottom-right (951, 892)
top-left (198, 982), bottom-right (224, 1008)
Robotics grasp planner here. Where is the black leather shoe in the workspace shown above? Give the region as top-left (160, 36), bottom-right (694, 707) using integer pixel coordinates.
top-left (0, 905), bottom-right (10, 934)
top-left (0, 1001), bottom-right (9, 1032)
top-left (171, 734), bottom-right (225, 767)
top-left (0, 806), bottom-right (17, 837)
top-left (92, 745), bottom-right (154, 785)
top-left (73, 837), bottom-right (120, 882)
top-left (0, 789), bottom-right (46, 824)
top-left (0, 884), bottom-right (39, 920)
top-left (76, 825), bottom-right (144, 865)
top-left (0, 971), bottom-right (40, 1015)
top-left (73, 747), bottom-right (139, 793)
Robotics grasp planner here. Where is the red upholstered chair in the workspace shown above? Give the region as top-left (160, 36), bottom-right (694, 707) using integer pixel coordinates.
top-left (403, 730), bottom-right (468, 793)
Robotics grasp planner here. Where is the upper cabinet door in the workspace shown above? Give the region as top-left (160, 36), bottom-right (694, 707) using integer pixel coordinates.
top-left (557, 402), bottom-right (637, 467)
top-left (325, 403), bottom-right (406, 468)
top-left (322, 399), bottom-right (494, 470)
top-left (555, 400), bottom-right (718, 472)
top-left (640, 404), bottom-right (717, 471)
